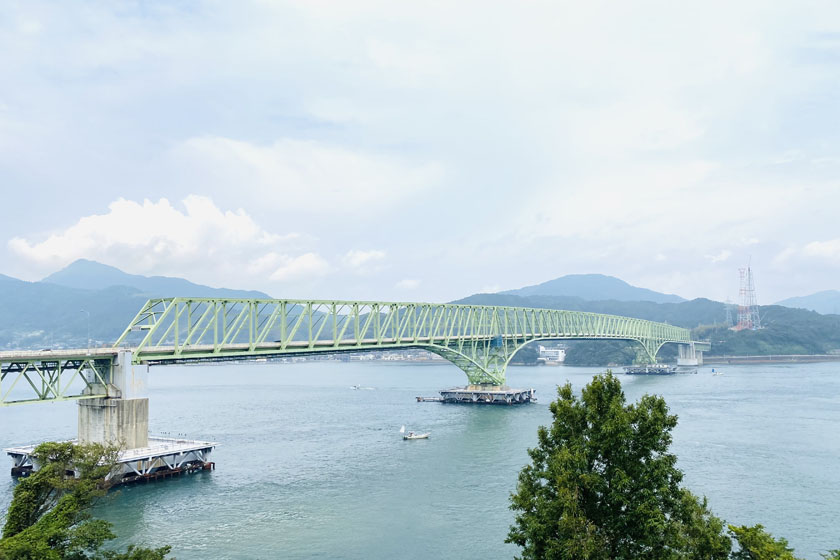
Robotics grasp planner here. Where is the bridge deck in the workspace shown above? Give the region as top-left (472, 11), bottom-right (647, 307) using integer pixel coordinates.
top-left (0, 348), bottom-right (119, 360)
top-left (1, 297), bottom-right (709, 403)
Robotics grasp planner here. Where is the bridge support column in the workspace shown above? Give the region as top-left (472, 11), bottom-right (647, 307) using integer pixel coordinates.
top-left (78, 398), bottom-right (148, 449)
top-left (78, 350), bottom-right (149, 450)
top-left (677, 343), bottom-right (703, 367)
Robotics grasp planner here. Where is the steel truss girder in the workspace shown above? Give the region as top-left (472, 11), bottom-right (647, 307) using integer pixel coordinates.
top-left (0, 356), bottom-right (114, 406)
top-left (114, 298), bottom-right (697, 385)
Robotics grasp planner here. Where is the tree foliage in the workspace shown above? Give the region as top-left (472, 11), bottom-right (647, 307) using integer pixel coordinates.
top-left (0, 441), bottom-right (170, 560)
top-left (506, 372), bottom-right (730, 559)
top-left (728, 524), bottom-right (803, 560)
top-left (507, 373), bottom-right (840, 559)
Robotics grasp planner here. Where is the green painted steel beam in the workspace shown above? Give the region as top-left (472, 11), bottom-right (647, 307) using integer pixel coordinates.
top-left (0, 355), bottom-right (114, 406)
top-left (1, 298), bottom-right (708, 404)
top-left (114, 298), bottom-right (702, 386)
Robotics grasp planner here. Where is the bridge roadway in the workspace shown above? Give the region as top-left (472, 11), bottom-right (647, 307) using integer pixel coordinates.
top-left (1, 297), bottom-right (710, 478)
top-left (1, 297), bottom-right (709, 406)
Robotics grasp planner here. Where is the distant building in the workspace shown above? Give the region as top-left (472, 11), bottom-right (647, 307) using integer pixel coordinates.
top-left (538, 345), bottom-right (566, 364)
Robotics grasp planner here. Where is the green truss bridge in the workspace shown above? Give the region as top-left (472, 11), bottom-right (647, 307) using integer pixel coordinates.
top-left (0, 297), bottom-right (709, 406)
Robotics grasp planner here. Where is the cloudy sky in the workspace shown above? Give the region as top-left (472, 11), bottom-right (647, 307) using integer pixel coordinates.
top-left (2, 1), bottom-right (839, 303)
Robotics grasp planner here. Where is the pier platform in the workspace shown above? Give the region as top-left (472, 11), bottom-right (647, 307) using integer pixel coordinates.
top-left (418, 385), bottom-right (536, 404)
top-left (6, 436), bottom-right (217, 486)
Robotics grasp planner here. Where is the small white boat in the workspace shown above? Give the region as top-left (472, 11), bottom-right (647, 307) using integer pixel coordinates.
top-left (400, 425), bottom-right (430, 440)
top-left (711, 368), bottom-right (723, 376)
top-left (403, 432), bottom-right (430, 440)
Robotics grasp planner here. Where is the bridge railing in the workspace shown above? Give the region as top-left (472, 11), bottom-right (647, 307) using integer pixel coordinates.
top-left (114, 298), bottom-right (691, 365)
top-left (2, 298), bottom-right (698, 403)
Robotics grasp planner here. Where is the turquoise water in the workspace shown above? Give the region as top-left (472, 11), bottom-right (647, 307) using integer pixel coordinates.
top-left (1, 362), bottom-right (839, 558)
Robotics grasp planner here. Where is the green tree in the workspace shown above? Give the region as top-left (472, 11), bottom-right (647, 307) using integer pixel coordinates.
top-left (728, 524), bottom-right (802, 560)
top-left (506, 372), bottom-right (730, 559)
top-left (0, 441), bottom-right (170, 560)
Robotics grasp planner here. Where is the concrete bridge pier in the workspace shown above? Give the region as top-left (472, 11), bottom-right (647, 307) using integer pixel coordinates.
top-left (78, 350), bottom-right (149, 449)
top-left (9, 353), bottom-right (216, 482)
top-left (677, 343), bottom-right (704, 367)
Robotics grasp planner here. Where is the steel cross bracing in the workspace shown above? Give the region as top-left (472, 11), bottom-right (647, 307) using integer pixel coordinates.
top-left (113, 298), bottom-right (698, 386)
top-left (0, 351), bottom-right (115, 405)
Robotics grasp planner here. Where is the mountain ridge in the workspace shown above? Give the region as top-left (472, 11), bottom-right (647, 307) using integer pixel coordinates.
top-left (0, 260), bottom-right (271, 349)
top-left (500, 273), bottom-right (685, 304)
top-left (775, 290), bottom-right (840, 315)
top-left (43, 259), bottom-right (270, 299)
top-left (455, 291), bottom-right (840, 363)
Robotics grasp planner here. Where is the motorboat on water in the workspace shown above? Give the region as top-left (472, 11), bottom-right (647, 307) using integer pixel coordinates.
top-left (403, 431), bottom-right (430, 440)
top-left (400, 425), bottom-right (430, 440)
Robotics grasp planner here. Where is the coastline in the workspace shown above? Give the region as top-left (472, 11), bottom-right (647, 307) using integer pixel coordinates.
top-left (704, 354), bottom-right (840, 365)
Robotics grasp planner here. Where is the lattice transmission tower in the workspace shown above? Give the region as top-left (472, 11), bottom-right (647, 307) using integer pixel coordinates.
top-left (732, 265), bottom-right (761, 331)
top-left (724, 298), bottom-right (734, 327)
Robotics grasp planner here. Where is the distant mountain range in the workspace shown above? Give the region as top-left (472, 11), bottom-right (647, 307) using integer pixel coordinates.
top-left (0, 260), bottom-right (269, 349)
top-left (500, 274), bottom-right (685, 304)
top-left (459, 273), bottom-right (840, 363)
top-left (775, 290), bottom-right (840, 315)
top-left (43, 259), bottom-right (268, 299)
top-left (455, 293), bottom-right (723, 330)
top-left (3, 261), bottom-right (839, 361)
top-left (455, 291), bottom-right (840, 363)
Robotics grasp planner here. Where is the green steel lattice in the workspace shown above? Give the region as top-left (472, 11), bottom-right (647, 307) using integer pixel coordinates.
top-left (114, 298), bottom-right (698, 385)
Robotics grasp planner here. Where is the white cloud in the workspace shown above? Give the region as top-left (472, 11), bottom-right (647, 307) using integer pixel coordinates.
top-left (571, 102), bottom-right (706, 153)
top-left (364, 37), bottom-right (447, 87)
top-left (772, 246), bottom-right (797, 265)
top-left (343, 249), bottom-right (386, 269)
top-left (305, 98), bottom-right (368, 125)
top-left (706, 250), bottom-right (732, 264)
top-left (804, 239), bottom-right (840, 262)
top-left (169, 137), bottom-right (444, 212)
top-left (395, 278), bottom-right (420, 290)
top-left (3, 1), bottom-right (840, 304)
top-left (269, 253), bottom-right (330, 282)
top-left (9, 195), bottom-right (273, 264)
top-left (514, 161), bottom-right (719, 243)
top-left (771, 239), bottom-right (840, 268)
top-left (8, 195), bottom-right (327, 291)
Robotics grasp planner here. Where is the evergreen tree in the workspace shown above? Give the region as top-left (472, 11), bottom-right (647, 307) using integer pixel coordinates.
top-left (728, 524), bottom-right (802, 560)
top-left (506, 372), bottom-right (730, 559)
top-left (0, 441), bottom-right (170, 560)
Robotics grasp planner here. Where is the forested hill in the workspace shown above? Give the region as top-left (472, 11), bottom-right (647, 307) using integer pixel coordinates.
top-left (500, 274), bottom-right (685, 303)
top-left (0, 261), bottom-right (271, 350)
top-left (775, 289), bottom-right (840, 315)
top-left (44, 259), bottom-right (269, 299)
top-left (454, 293), bottom-right (724, 329)
top-left (695, 305), bottom-right (840, 356)
top-left (452, 293), bottom-right (840, 362)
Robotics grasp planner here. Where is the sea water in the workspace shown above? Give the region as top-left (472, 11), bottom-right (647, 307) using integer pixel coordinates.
top-left (1, 362), bottom-right (838, 559)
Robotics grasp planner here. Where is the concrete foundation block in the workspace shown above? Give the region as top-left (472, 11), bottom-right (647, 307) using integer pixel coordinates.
top-left (78, 397), bottom-right (149, 450)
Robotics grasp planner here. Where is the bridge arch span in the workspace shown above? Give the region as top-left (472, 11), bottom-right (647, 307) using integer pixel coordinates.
top-left (1, 298), bottom-right (709, 405)
top-left (110, 298), bottom-right (706, 387)
top-left (423, 335), bottom-right (690, 387)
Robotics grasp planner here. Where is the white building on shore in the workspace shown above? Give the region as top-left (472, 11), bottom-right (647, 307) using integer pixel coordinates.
top-left (538, 345), bottom-right (566, 364)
